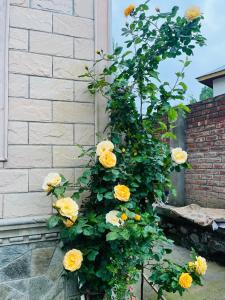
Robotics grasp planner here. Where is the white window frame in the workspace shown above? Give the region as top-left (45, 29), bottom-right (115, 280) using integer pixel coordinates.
top-left (0, 0), bottom-right (9, 161)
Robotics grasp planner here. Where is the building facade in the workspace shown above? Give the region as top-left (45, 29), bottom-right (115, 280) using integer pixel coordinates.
top-left (0, 1), bottom-right (110, 299)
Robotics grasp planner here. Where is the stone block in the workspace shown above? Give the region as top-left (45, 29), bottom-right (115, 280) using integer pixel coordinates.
top-left (74, 38), bottom-right (94, 60)
top-left (30, 77), bottom-right (73, 101)
top-left (0, 244), bottom-right (29, 269)
top-left (10, 0), bottom-right (29, 7)
top-left (31, 247), bottom-right (55, 276)
top-left (29, 168), bottom-right (75, 191)
top-left (75, 168), bottom-right (86, 182)
top-left (29, 276), bottom-right (53, 300)
top-left (0, 284), bottom-right (25, 300)
top-left (74, 0), bottom-right (94, 19)
top-left (53, 57), bottom-right (92, 80)
top-left (3, 192), bottom-right (52, 218)
top-left (8, 121), bottom-right (28, 144)
top-left (74, 124), bottom-right (95, 145)
top-left (6, 279), bottom-right (29, 295)
top-left (9, 74), bottom-right (28, 98)
top-left (29, 123), bottom-right (74, 145)
top-left (9, 51), bottom-right (52, 77)
top-left (74, 81), bottom-right (94, 102)
top-left (9, 98), bottom-right (52, 122)
top-left (0, 253), bottom-right (31, 282)
top-left (53, 146), bottom-right (89, 167)
top-left (53, 14), bottom-right (94, 39)
top-left (0, 195), bottom-right (3, 218)
top-left (31, 0), bottom-right (73, 14)
top-left (9, 28), bottom-right (28, 50)
top-left (0, 170), bottom-right (28, 193)
top-left (30, 31), bottom-right (73, 57)
top-left (47, 246), bottom-right (64, 281)
top-left (10, 6), bottom-right (52, 32)
top-left (5, 145), bottom-right (52, 168)
top-left (53, 101), bottom-right (94, 123)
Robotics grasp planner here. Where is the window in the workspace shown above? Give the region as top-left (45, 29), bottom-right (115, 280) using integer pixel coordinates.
top-left (0, 0), bottom-right (9, 161)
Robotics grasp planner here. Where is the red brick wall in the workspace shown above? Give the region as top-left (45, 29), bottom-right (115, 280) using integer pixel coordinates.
top-left (185, 94), bottom-right (225, 209)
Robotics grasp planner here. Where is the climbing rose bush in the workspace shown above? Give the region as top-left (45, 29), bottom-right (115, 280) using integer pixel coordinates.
top-left (44, 2), bottom-right (207, 299)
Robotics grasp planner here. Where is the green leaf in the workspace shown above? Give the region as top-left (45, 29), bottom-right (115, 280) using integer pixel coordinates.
top-left (106, 232), bottom-right (119, 241)
top-left (162, 132), bottom-right (176, 140)
top-left (48, 215), bottom-right (60, 229)
top-left (179, 82), bottom-right (188, 91)
top-left (87, 250), bottom-right (99, 261)
top-left (104, 192), bottom-right (113, 199)
top-left (168, 108), bottom-right (178, 123)
top-left (97, 193), bottom-right (103, 201)
top-left (114, 46), bottom-right (123, 55)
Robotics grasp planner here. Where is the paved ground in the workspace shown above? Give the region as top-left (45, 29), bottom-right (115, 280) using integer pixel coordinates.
top-left (133, 245), bottom-right (225, 300)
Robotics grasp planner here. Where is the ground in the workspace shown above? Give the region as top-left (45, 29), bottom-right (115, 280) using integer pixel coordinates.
top-left (134, 245), bottom-right (225, 300)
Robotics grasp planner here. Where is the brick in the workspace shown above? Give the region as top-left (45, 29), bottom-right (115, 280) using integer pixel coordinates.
top-left (31, 0), bottom-right (73, 14)
top-left (0, 170), bottom-right (28, 193)
top-left (8, 121), bottom-right (28, 144)
top-left (53, 14), bottom-right (94, 39)
top-left (9, 51), bottom-right (52, 77)
top-left (9, 28), bottom-right (28, 50)
top-left (10, 0), bottom-right (29, 7)
top-left (29, 168), bottom-right (75, 191)
top-left (29, 123), bottom-right (74, 145)
top-left (30, 31), bottom-right (73, 57)
top-left (53, 146), bottom-right (89, 167)
top-left (5, 146), bottom-right (52, 168)
top-left (53, 102), bottom-right (94, 123)
top-left (9, 98), bottom-right (52, 122)
top-left (74, 81), bottom-right (94, 102)
top-left (74, 38), bottom-right (94, 60)
top-left (74, 0), bottom-right (94, 19)
top-left (74, 124), bottom-right (95, 145)
top-left (30, 77), bottom-right (73, 101)
top-left (9, 74), bottom-right (28, 98)
top-left (3, 192), bottom-right (52, 218)
top-left (53, 57), bottom-right (92, 80)
top-left (10, 6), bottom-right (52, 31)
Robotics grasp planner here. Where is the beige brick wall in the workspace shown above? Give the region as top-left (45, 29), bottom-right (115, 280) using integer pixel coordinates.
top-left (0, 0), bottom-right (96, 218)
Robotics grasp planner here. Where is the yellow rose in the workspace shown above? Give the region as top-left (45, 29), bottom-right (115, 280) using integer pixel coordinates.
top-left (185, 6), bottom-right (201, 21)
top-left (121, 213), bottom-right (128, 221)
top-left (55, 197), bottom-right (79, 219)
top-left (106, 210), bottom-right (124, 227)
top-left (42, 173), bottom-right (61, 192)
top-left (96, 140), bottom-right (114, 156)
top-left (179, 273), bottom-right (192, 289)
top-left (63, 249), bottom-right (83, 272)
top-left (63, 215), bottom-right (77, 228)
top-left (134, 214), bottom-right (141, 221)
top-left (114, 185), bottom-right (130, 202)
top-left (124, 4), bottom-right (135, 17)
top-left (195, 256), bottom-right (207, 275)
top-left (171, 148), bottom-right (188, 164)
top-left (99, 150), bottom-right (117, 168)
top-left (188, 261), bottom-right (195, 269)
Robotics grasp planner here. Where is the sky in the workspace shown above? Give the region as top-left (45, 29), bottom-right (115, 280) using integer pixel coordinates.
top-left (112, 0), bottom-right (225, 102)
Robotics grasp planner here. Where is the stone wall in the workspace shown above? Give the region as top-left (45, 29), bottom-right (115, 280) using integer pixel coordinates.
top-left (0, 0), bottom-right (95, 218)
top-left (0, 1), bottom-right (111, 299)
top-left (185, 94), bottom-right (225, 209)
top-left (160, 215), bottom-right (225, 266)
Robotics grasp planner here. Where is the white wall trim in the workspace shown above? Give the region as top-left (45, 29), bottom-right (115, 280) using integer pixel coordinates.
top-left (94, 0), bottom-right (112, 141)
top-left (0, 0), bottom-right (9, 161)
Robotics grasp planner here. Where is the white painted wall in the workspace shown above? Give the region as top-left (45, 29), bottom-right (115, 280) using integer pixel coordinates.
top-left (213, 76), bottom-right (225, 97)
